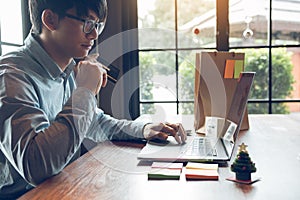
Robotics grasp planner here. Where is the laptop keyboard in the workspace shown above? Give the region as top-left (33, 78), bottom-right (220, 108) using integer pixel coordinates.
top-left (186, 137), bottom-right (217, 157)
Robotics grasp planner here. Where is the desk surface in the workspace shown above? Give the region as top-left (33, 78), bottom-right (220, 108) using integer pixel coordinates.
top-left (19, 114), bottom-right (300, 200)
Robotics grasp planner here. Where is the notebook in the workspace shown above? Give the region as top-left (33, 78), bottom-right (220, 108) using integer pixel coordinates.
top-left (185, 162), bottom-right (219, 180)
top-left (137, 72), bottom-right (255, 163)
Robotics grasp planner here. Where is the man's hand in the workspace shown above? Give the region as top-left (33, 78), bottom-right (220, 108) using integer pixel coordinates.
top-left (143, 122), bottom-right (187, 144)
top-left (75, 54), bottom-right (107, 95)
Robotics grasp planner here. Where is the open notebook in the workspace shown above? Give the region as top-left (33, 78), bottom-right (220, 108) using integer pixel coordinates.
top-left (137, 72), bottom-right (255, 163)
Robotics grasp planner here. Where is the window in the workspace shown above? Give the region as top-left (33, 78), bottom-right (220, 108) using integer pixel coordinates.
top-left (229, 0), bottom-right (300, 114)
top-left (0, 0), bottom-right (24, 55)
top-left (1, 0), bottom-right (300, 117)
top-left (138, 0), bottom-right (300, 116)
top-left (138, 0), bottom-right (216, 118)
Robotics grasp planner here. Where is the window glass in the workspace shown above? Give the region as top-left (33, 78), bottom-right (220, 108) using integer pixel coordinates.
top-left (272, 0), bottom-right (300, 45)
top-left (247, 103), bottom-right (268, 114)
top-left (0, 0), bottom-right (23, 46)
top-left (139, 51), bottom-right (176, 102)
top-left (287, 47), bottom-right (300, 103)
top-left (177, 0), bottom-right (216, 48)
top-left (1, 45), bottom-right (20, 55)
top-left (229, 0), bottom-right (268, 47)
top-left (140, 103), bottom-right (177, 117)
top-left (280, 103), bottom-right (300, 114)
top-left (240, 48), bottom-right (270, 101)
top-left (178, 50), bottom-right (196, 102)
top-left (179, 103), bottom-right (194, 115)
top-left (271, 47), bottom-right (300, 114)
top-left (138, 0), bottom-right (175, 49)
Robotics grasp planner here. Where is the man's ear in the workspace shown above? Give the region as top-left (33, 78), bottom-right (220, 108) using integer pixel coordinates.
top-left (41, 9), bottom-right (59, 31)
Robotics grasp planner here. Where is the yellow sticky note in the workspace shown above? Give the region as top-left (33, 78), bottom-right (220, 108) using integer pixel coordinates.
top-left (234, 60), bottom-right (244, 78)
top-left (224, 60), bottom-right (235, 79)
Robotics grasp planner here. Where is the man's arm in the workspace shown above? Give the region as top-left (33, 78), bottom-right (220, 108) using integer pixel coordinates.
top-left (0, 67), bottom-right (97, 186)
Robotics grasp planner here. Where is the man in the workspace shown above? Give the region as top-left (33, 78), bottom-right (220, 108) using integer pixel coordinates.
top-left (0, 0), bottom-right (186, 198)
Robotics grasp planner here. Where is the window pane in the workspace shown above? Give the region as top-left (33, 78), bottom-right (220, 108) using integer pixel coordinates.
top-left (140, 103), bottom-right (177, 118)
top-left (289, 47), bottom-right (300, 104)
top-left (177, 0), bottom-right (216, 48)
top-left (139, 51), bottom-right (176, 101)
top-left (1, 45), bottom-right (20, 55)
top-left (179, 103), bottom-right (194, 115)
top-left (229, 0), bottom-right (268, 47)
top-left (247, 103), bottom-right (268, 114)
top-left (272, 0), bottom-right (300, 45)
top-left (178, 50), bottom-right (196, 101)
top-left (138, 0), bottom-right (175, 49)
top-left (272, 103), bottom-right (300, 114)
top-left (0, 0), bottom-right (23, 45)
top-left (237, 48), bottom-right (269, 101)
top-left (282, 102), bottom-right (300, 114)
top-left (272, 48), bottom-right (299, 105)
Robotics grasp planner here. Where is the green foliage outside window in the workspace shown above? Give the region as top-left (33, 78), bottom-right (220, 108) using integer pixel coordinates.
top-left (243, 48), bottom-right (294, 114)
top-left (139, 53), bottom-right (155, 114)
top-left (178, 53), bottom-right (195, 114)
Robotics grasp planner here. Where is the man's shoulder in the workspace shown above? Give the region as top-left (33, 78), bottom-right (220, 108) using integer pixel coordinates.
top-left (0, 47), bottom-right (29, 67)
top-left (0, 46), bottom-right (44, 76)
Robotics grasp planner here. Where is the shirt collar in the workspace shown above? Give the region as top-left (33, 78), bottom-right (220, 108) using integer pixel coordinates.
top-left (24, 32), bottom-right (76, 80)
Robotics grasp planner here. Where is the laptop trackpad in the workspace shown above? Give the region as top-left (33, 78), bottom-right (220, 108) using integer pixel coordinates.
top-left (148, 137), bottom-right (183, 146)
top-left (148, 139), bottom-right (170, 146)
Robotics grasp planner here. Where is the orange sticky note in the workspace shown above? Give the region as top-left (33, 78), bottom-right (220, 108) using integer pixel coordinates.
top-left (234, 60), bottom-right (244, 78)
top-left (224, 60), bottom-right (235, 79)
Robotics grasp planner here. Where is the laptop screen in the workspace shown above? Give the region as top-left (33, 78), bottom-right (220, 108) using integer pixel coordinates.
top-left (226, 72), bottom-right (255, 141)
top-left (222, 72), bottom-right (255, 158)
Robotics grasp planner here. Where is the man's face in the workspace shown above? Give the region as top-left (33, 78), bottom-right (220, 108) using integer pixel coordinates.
top-left (52, 8), bottom-right (100, 59)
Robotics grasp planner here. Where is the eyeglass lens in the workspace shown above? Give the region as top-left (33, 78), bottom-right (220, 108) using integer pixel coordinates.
top-left (84, 20), bottom-right (104, 35)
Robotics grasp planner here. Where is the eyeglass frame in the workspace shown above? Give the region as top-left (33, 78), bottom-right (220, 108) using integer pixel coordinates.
top-left (65, 13), bottom-right (105, 35)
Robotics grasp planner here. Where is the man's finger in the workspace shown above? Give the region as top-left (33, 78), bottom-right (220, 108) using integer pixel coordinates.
top-left (162, 123), bottom-right (182, 144)
top-left (178, 123), bottom-right (187, 143)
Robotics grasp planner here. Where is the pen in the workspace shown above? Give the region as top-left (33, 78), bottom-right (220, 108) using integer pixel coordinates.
top-left (84, 54), bottom-right (118, 83)
top-left (99, 64), bottom-right (117, 83)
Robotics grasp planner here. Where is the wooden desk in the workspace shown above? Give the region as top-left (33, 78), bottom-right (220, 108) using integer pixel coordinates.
top-left (19, 114), bottom-right (300, 200)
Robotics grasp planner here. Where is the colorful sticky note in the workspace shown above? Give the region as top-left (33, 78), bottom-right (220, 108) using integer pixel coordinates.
top-left (234, 60), bottom-right (244, 78)
top-left (224, 60), bottom-right (235, 79)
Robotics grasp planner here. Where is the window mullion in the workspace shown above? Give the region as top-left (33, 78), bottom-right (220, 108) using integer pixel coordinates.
top-left (216, 0), bottom-right (229, 51)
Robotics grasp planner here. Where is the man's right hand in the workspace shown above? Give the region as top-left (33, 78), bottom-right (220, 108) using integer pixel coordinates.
top-left (143, 122), bottom-right (187, 144)
top-left (75, 59), bottom-right (108, 95)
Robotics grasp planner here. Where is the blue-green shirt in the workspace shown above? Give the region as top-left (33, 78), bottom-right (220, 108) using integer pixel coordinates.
top-left (0, 33), bottom-right (145, 199)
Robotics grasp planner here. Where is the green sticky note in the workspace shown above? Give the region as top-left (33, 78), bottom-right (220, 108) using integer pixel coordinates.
top-left (234, 60), bottom-right (244, 78)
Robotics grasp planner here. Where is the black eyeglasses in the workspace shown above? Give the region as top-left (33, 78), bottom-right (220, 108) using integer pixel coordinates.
top-left (65, 13), bottom-right (105, 35)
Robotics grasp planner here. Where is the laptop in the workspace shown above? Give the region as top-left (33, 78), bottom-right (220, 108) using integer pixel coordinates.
top-left (137, 72), bottom-right (255, 163)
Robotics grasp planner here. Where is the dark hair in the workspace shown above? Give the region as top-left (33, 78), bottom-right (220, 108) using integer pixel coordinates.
top-left (29, 0), bottom-right (107, 34)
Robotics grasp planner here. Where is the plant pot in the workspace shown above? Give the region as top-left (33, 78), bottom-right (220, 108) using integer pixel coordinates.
top-left (236, 172), bottom-right (251, 181)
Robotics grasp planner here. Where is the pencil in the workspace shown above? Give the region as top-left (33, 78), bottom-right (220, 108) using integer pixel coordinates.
top-left (107, 74), bottom-right (117, 83)
top-left (83, 54), bottom-right (117, 83)
top-left (100, 64), bottom-right (110, 71)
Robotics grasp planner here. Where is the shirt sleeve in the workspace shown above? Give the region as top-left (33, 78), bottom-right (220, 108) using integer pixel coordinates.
top-left (85, 108), bottom-right (146, 143)
top-left (0, 67), bottom-right (97, 186)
